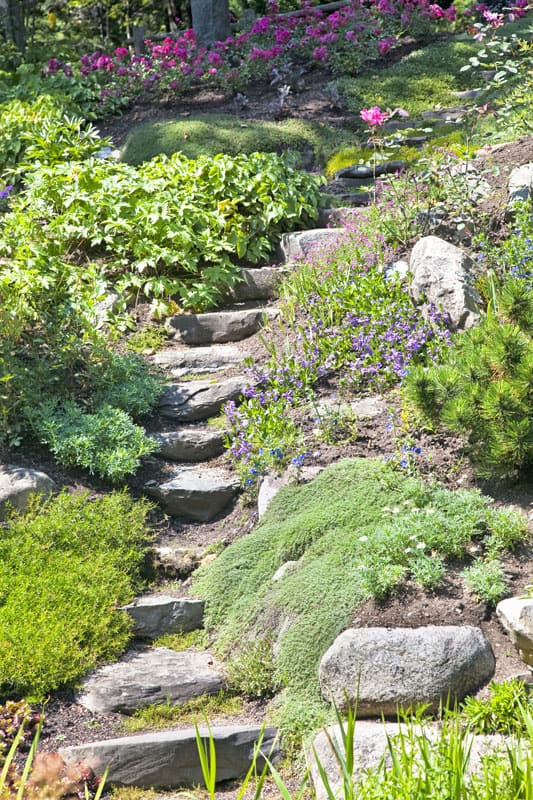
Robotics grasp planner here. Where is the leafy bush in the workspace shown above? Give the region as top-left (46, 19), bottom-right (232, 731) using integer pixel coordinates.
top-left (460, 679), bottom-right (533, 735)
top-left (404, 268), bottom-right (533, 477)
top-left (463, 558), bottom-right (508, 605)
top-left (0, 151), bottom-right (323, 313)
top-left (225, 639), bottom-right (280, 699)
top-left (30, 401), bottom-right (158, 483)
top-left (0, 95), bottom-right (108, 181)
top-left (0, 491), bottom-right (151, 699)
top-left (195, 459), bottom-right (526, 710)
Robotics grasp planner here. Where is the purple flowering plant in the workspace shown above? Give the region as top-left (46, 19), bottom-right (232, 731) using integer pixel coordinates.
top-left (225, 211), bottom-right (452, 487)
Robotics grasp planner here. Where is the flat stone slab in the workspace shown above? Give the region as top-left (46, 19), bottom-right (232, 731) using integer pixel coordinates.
top-left (319, 625), bottom-right (495, 715)
top-left (60, 725), bottom-right (279, 788)
top-left (497, 597), bottom-right (533, 666)
top-left (77, 647), bottom-right (224, 714)
top-left (145, 467), bottom-right (239, 521)
top-left (153, 427), bottom-right (225, 461)
top-left (335, 160), bottom-right (408, 181)
top-left (309, 722), bottom-right (514, 800)
top-left (157, 377), bottom-right (245, 422)
top-left (153, 345), bottom-right (247, 376)
top-left (227, 266), bottom-right (288, 302)
top-left (314, 396), bottom-right (385, 420)
top-left (167, 308), bottom-right (278, 344)
top-left (121, 595), bottom-right (205, 639)
top-left (508, 163), bottom-right (533, 205)
top-left (0, 464), bottom-right (56, 520)
top-left (280, 229), bottom-right (345, 263)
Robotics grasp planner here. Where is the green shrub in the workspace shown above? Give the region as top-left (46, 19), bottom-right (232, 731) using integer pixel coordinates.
top-left (225, 639), bottom-right (280, 699)
top-left (460, 679), bottom-right (533, 735)
top-left (30, 401), bottom-right (158, 483)
top-left (404, 270), bottom-right (533, 477)
top-left (1, 151), bottom-right (323, 313)
top-left (0, 95), bottom-right (108, 181)
top-left (0, 491), bottom-right (151, 699)
top-left (195, 459), bottom-right (526, 709)
top-left (463, 558), bottom-right (508, 605)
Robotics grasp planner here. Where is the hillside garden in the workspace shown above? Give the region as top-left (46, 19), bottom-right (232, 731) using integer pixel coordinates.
top-left (0, 0), bottom-right (532, 798)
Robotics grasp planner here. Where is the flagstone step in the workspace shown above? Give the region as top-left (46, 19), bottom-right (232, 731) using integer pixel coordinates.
top-left (227, 266), bottom-right (288, 302)
top-left (60, 725), bottom-right (280, 788)
top-left (145, 466), bottom-right (239, 521)
top-left (157, 377), bottom-right (246, 422)
top-left (121, 594), bottom-right (205, 639)
top-left (167, 307), bottom-right (279, 345)
top-left (76, 647), bottom-right (224, 714)
top-left (153, 344), bottom-right (248, 376)
top-left (153, 426), bottom-right (225, 462)
top-left (280, 228), bottom-right (345, 263)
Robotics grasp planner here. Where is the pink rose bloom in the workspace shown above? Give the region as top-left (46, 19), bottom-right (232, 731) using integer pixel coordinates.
top-left (115, 46), bottom-right (129, 60)
top-left (360, 106), bottom-right (389, 126)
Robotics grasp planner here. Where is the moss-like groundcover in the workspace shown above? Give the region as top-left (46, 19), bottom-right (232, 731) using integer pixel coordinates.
top-left (195, 459), bottom-right (527, 721)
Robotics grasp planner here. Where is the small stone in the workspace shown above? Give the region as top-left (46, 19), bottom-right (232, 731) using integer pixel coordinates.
top-left (0, 465), bottom-right (56, 521)
top-left (496, 597), bottom-right (533, 666)
top-left (152, 427), bottom-right (225, 462)
top-left (258, 473), bottom-right (287, 519)
top-left (315, 396), bottom-right (385, 420)
top-left (508, 163), bottom-right (533, 205)
top-left (152, 545), bottom-right (202, 579)
top-left (167, 308), bottom-right (278, 345)
top-left (272, 561), bottom-right (298, 582)
top-left (121, 595), bottom-right (205, 639)
top-left (384, 260), bottom-right (409, 282)
top-left (145, 467), bottom-right (239, 521)
top-left (76, 647), bottom-right (224, 713)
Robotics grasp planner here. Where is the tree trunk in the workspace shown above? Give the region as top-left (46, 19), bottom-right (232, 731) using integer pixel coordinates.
top-left (190, 0), bottom-right (230, 46)
top-left (5, 0), bottom-right (26, 52)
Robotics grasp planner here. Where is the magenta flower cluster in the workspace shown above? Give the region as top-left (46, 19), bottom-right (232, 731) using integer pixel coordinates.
top-left (43, 0), bottom-right (465, 112)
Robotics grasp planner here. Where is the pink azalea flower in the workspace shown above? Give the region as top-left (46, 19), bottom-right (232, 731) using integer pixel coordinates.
top-left (360, 106), bottom-right (389, 126)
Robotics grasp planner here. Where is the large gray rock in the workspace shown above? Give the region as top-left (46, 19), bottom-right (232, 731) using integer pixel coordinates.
top-left (496, 597), bottom-right (533, 666)
top-left (0, 464), bottom-right (56, 520)
top-left (335, 161), bottom-right (408, 181)
top-left (309, 722), bottom-right (513, 800)
top-left (77, 647), bottom-right (223, 713)
top-left (145, 467), bottom-right (238, 521)
top-left (508, 163), bottom-right (533, 205)
top-left (153, 427), bottom-right (225, 461)
top-left (157, 377), bottom-right (245, 422)
top-left (121, 595), bottom-right (205, 639)
top-left (167, 308), bottom-right (278, 344)
top-left (280, 229), bottom-right (345, 263)
top-left (319, 626), bottom-right (494, 715)
top-left (228, 267), bottom-right (288, 302)
top-left (60, 725), bottom-right (279, 788)
top-left (410, 236), bottom-right (481, 329)
top-left (153, 345), bottom-right (246, 376)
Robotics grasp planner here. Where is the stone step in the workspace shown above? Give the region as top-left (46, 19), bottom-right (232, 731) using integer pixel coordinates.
top-left (280, 228), bottom-right (345, 263)
top-left (145, 467), bottom-right (239, 521)
top-left (153, 427), bottom-right (225, 462)
top-left (335, 160), bottom-right (409, 181)
top-left (157, 377), bottom-right (246, 422)
top-left (153, 344), bottom-right (248, 376)
top-left (420, 105), bottom-right (467, 122)
top-left (121, 594), bottom-right (205, 639)
top-left (60, 725), bottom-right (280, 788)
top-left (76, 647), bottom-right (224, 714)
top-left (0, 464), bottom-right (56, 520)
top-left (226, 266), bottom-right (288, 302)
top-left (167, 307), bottom-right (279, 345)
